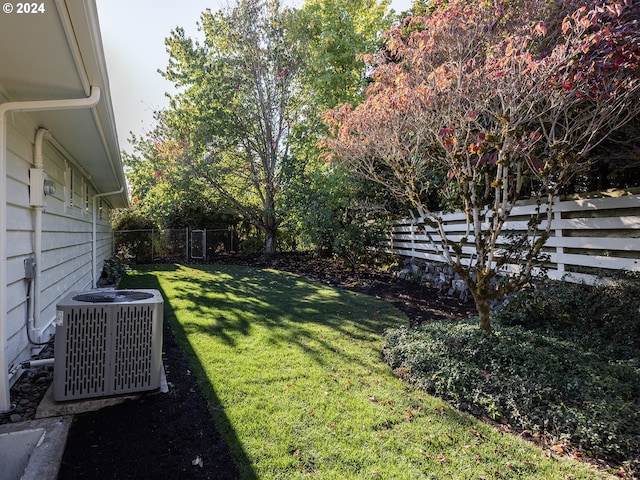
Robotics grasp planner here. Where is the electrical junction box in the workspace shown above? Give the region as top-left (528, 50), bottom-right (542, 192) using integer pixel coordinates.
top-left (24, 258), bottom-right (36, 279)
top-left (29, 168), bottom-right (46, 207)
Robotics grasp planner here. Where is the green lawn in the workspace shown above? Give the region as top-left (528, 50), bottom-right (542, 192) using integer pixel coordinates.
top-left (123, 264), bottom-right (608, 479)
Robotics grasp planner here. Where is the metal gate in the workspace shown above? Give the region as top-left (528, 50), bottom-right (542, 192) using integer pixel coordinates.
top-left (114, 227), bottom-right (236, 263)
top-left (190, 229), bottom-right (205, 259)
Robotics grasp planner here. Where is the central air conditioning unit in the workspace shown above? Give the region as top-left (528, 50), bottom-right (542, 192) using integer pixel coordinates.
top-left (53, 289), bottom-right (163, 401)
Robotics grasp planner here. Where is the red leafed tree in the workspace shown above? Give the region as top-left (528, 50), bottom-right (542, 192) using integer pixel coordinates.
top-left (324, 0), bottom-right (640, 333)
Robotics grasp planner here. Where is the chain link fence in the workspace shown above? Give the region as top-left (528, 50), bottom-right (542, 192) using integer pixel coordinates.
top-left (113, 228), bottom-right (236, 263)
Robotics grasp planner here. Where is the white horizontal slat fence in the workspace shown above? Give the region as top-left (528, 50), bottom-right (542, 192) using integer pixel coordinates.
top-left (389, 191), bottom-right (640, 284)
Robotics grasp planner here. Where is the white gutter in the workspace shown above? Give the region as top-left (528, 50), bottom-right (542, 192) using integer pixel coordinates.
top-left (55, 0), bottom-right (128, 208)
top-left (0, 86), bottom-right (100, 414)
top-left (92, 188), bottom-right (124, 288)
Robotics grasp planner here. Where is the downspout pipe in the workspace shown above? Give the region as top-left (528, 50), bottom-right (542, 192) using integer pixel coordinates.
top-left (0, 86), bottom-right (101, 414)
top-left (92, 188), bottom-right (124, 288)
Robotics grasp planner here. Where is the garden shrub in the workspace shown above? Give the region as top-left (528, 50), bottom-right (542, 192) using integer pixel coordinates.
top-left (97, 257), bottom-right (129, 287)
top-left (238, 236), bottom-right (264, 258)
top-left (493, 277), bottom-right (640, 355)
top-left (112, 209), bottom-right (157, 263)
top-left (384, 315), bottom-right (640, 469)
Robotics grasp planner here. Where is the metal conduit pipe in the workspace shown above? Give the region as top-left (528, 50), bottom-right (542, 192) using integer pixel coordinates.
top-left (0, 86), bottom-right (101, 414)
top-left (20, 358), bottom-right (55, 369)
top-left (30, 128), bottom-right (48, 346)
top-left (29, 129), bottom-right (98, 346)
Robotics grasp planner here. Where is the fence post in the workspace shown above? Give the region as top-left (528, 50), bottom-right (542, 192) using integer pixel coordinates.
top-left (410, 219), bottom-right (416, 257)
top-left (554, 208), bottom-right (564, 276)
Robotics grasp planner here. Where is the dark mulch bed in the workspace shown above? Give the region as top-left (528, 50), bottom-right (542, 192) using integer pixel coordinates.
top-left (57, 317), bottom-right (240, 479)
top-left (56, 253), bottom-right (473, 479)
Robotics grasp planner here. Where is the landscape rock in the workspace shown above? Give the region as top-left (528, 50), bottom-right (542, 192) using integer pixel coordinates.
top-left (396, 258), bottom-right (469, 301)
top-left (0, 343), bottom-right (54, 427)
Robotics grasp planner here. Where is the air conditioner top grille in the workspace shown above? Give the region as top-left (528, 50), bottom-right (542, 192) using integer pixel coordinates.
top-left (72, 290), bottom-right (155, 303)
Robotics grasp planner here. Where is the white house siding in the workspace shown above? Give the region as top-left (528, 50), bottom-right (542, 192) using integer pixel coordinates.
top-left (5, 111), bottom-right (34, 374)
top-left (4, 111), bottom-right (113, 380)
top-left (96, 205), bottom-right (113, 271)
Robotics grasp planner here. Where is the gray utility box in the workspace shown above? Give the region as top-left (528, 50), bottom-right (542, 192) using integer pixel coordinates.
top-left (54, 289), bottom-right (163, 401)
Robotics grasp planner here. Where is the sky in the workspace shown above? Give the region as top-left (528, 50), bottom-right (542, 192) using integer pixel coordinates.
top-left (95, 0), bottom-right (413, 153)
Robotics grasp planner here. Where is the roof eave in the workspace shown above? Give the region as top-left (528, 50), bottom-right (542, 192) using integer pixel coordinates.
top-left (57, 0), bottom-right (129, 208)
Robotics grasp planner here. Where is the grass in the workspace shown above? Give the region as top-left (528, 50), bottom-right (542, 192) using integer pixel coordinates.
top-left (122, 264), bottom-right (609, 479)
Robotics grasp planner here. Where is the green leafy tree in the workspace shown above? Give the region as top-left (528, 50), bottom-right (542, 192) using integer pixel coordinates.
top-left (281, 161), bottom-right (392, 262)
top-left (123, 140), bottom-right (178, 227)
top-left (160, 0), bottom-right (303, 255)
top-left (124, 133), bottom-right (224, 229)
top-left (288, 0), bottom-right (393, 160)
top-left (295, 0), bottom-right (392, 111)
top-left (280, 0), bottom-right (394, 257)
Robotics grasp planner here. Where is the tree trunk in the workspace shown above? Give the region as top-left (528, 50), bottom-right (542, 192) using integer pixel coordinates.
top-left (263, 185), bottom-right (277, 255)
top-left (475, 296), bottom-right (493, 334)
top-left (262, 211), bottom-right (277, 255)
top-left (264, 229), bottom-right (277, 255)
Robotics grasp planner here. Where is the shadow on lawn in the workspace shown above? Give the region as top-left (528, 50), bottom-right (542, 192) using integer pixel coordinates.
top-left (170, 263), bottom-right (405, 370)
top-left (124, 267), bottom-right (258, 480)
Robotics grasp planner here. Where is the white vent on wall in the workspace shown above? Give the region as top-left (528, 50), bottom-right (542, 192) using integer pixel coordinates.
top-left (54, 289), bottom-right (163, 401)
